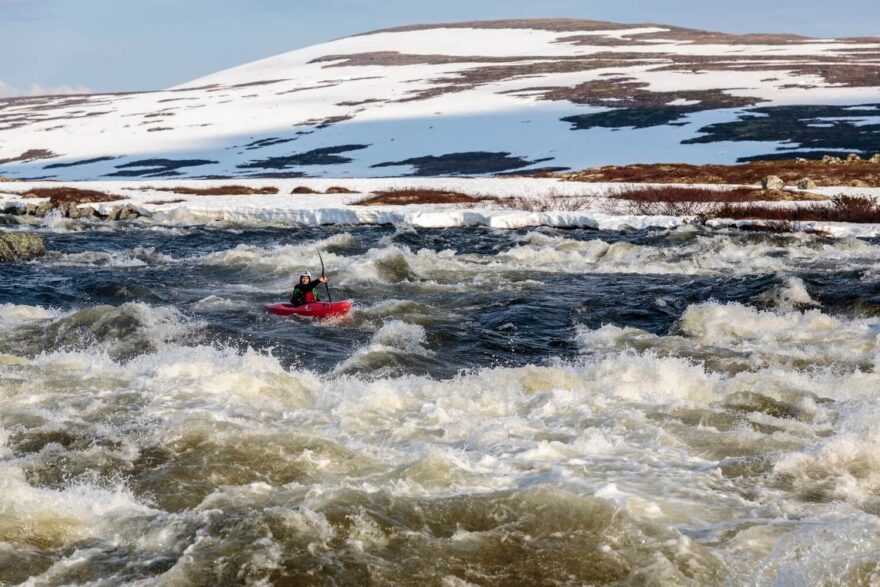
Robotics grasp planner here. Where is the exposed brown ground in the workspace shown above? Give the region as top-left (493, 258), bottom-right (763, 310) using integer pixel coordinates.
top-left (363, 19), bottom-right (815, 42)
top-left (313, 48), bottom-right (880, 105)
top-left (292, 186), bottom-right (358, 195)
top-left (362, 19), bottom-right (637, 35)
top-left (367, 20), bottom-right (877, 50)
top-left (560, 159), bottom-right (880, 187)
top-left (538, 79), bottom-right (758, 110)
top-left (146, 186), bottom-right (279, 196)
top-left (291, 186), bottom-right (320, 194)
top-left (328, 21), bottom-right (880, 103)
top-left (144, 199), bottom-right (186, 205)
top-left (207, 79), bottom-right (288, 92)
top-left (354, 189), bottom-right (496, 206)
top-left (19, 187), bottom-right (124, 205)
top-left (0, 149), bottom-right (58, 165)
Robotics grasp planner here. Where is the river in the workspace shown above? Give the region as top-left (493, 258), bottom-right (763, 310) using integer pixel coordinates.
top-left (2, 221), bottom-right (880, 585)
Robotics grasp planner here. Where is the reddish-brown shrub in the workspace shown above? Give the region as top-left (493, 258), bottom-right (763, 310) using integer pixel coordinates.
top-left (737, 220), bottom-right (798, 233)
top-left (610, 186), bottom-right (763, 203)
top-left (149, 185), bottom-right (278, 196)
top-left (353, 189), bottom-right (496, 206)
top-left (705, 195), bottom-right (880, 223)
top-left (291, 186), bottom-right (320, 194)
top-left (20, 187), bottom-right (124, 205)
top-left (563, 159), bottom-right (880, 187)
top-left (604, 186), bottom-right (825, 216)
top-left (603, 186), bottom-right (755, 216)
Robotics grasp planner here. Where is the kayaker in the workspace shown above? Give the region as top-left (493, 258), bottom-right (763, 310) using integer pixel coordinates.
top-left (290, 272), bottom-right (328, 306)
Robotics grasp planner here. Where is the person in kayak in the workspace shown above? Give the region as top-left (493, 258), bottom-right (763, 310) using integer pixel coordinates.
top-left (290, 271), bottom-right (328, 306)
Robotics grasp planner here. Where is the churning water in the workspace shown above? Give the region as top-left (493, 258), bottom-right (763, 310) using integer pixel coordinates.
top-left (3, 222), bottom-right (880, 585)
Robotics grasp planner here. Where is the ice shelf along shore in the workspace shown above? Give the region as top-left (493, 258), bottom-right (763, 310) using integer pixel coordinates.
top-left (3, 177), bottom-right (880, 237)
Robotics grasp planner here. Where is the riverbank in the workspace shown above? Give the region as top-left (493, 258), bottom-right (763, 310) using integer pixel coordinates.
top-left (3, 177), bottom-right (880, 236)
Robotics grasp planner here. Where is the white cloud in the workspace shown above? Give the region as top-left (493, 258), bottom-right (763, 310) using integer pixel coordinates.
top-left (0, 80), bottom-right (91, 98)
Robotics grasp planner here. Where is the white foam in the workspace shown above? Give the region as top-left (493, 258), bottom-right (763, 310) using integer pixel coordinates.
top-left (332, 320), bottom-right (432, 375)
top-left (580, 299), bottom-right (880, 371)
top-left (0, 303), bottom-right (63, 328)
top-left (0, 467), bottom-right (155, 547)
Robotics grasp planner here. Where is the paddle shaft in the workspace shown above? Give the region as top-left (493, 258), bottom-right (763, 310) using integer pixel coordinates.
top-left (318, 252), bottom-right (332, 302)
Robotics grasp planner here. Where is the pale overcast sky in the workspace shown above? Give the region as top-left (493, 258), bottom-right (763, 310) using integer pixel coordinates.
top-left (2, 0), bottom-right (878, 95)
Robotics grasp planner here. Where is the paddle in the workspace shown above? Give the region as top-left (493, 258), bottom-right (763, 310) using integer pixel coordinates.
top-left (318, 251), bottom-right (332, 302)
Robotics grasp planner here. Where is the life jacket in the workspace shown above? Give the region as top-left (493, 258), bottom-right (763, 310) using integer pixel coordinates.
top-left (291, 283), bottom-right (319, 306)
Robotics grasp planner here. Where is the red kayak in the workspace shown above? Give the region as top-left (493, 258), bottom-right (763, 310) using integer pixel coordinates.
top-left (265, 301), bottom-right (352, 319)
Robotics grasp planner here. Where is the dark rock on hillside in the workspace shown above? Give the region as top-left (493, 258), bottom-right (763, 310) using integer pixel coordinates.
top-left (372, 151), bottom-right (554, 175)
top-left (44, 156), bottom-right (118, 169)
top-left (0, 149), bottom-right (58, 166)
top-left (684, 104), bottom-right (880, 162)
top-left (238, 144), bottom-right (369, 170)
top-left (106, 158), bottom-right (218, 178)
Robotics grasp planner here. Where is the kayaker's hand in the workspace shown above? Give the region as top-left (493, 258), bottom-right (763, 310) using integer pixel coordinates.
top-left (319, 276), bottom-right (328, 283)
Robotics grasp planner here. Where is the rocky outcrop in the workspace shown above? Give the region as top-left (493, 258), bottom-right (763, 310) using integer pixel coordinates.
top-left (0, 232), bottom-right (45, 262)
top-left (871, 154), bottom-right (880, 164)
top-left (821, 155), bottom-right (842, 164)
top-left (762, 175), bottom-right (785, 190)
top-left (2, 201), bottom-right (145, 221)
top-left (797, 178), bottom-right (818, 190)
top-left (847, 153), bottom-right (862, 162)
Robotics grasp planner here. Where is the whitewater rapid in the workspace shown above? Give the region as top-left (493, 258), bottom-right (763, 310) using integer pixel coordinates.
top-left (3, 223), bottom-right (880, 584)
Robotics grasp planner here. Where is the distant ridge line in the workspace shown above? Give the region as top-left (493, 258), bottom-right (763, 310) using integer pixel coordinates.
top-left (359, 18), bottom-right (880, 43)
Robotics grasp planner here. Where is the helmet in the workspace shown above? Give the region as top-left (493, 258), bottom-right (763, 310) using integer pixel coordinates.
top-left (299, 271), bottom-right (311, 278)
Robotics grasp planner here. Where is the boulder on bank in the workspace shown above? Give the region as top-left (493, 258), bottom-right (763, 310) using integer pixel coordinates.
top-left (797, 178), bottom-right (818, 190)
top-left (0, 232), bottom-right (45, 262)
top-left (762, 175), bottom-right (785, 190)
top-left (108, 204), bottom-right (141, 221)
top-left (871, 154), bottom-right (880, 164)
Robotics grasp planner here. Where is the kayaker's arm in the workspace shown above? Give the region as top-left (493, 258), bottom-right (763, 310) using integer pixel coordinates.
top-left (304, 278), bottom-right (326, 292)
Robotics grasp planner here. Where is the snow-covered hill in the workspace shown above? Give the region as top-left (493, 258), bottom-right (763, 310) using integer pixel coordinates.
top-left (1, 19), bottom-right (879, 180)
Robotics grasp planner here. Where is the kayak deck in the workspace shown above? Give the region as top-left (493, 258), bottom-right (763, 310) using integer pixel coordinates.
top-left (265, 301), bottom-right (352, 319)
